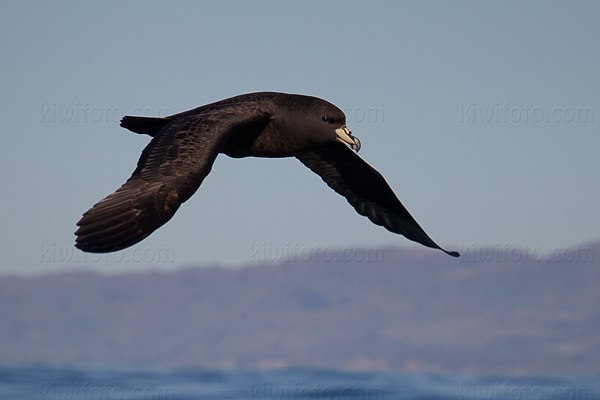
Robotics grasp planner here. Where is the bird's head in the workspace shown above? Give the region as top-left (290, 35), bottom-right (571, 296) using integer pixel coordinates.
top-left (320, 109), bottom-right (361, 153)
top-left (284, 95), bottom-right (361, 152)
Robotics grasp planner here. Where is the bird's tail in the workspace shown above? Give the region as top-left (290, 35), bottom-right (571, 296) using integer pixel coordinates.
top-left (120, 116), bottom-right (171, 137)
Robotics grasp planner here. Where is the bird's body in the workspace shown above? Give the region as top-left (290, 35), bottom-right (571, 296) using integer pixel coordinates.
top-left (76, 92), bottom-right (459, 257)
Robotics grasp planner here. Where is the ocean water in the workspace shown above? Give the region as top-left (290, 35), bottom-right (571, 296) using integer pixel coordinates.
top-left (2, 366), bottom-right (599, 400)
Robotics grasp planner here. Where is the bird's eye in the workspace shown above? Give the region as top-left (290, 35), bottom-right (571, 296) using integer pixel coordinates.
top-left (321, 116), bottom-right (330, 122)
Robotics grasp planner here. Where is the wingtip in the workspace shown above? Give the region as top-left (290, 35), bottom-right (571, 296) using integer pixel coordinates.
top-left (445, 250), bottom-right (460, 258)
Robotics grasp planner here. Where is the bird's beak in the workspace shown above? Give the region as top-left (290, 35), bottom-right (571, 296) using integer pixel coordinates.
top-left (335, 126), bottom-right (361, 152)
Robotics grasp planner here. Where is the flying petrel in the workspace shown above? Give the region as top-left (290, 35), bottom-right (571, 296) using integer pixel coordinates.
top-left (75, 92), bottom-right (459, 257)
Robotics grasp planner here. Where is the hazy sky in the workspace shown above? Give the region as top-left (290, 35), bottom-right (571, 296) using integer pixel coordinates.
top-left (1, 1), bottom-right (599, 275)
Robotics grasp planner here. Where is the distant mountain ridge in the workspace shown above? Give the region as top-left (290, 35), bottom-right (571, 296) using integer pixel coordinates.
top-left (1, 242), bottom-right (599, 375)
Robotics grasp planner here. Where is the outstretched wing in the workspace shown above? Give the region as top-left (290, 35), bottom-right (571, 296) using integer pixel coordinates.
top-left (297, 142), bottom-right (459, 257)
top-left (76, 110), bottom-right (270, 253)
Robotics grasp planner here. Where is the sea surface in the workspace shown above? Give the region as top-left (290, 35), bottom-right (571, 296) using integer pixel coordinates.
top-left (2, 365), bottom-right (600, 400)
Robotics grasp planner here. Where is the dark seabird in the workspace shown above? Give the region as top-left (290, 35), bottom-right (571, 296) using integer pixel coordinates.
top-left (75, 92), bottom-right (459, 257)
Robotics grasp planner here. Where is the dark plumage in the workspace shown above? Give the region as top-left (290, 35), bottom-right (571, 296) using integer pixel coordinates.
top-left (76, 92), bottom-right (459, 257)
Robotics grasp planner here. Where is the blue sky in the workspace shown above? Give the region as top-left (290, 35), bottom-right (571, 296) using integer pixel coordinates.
top-left (1, 1), bottom-right (599, 275)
